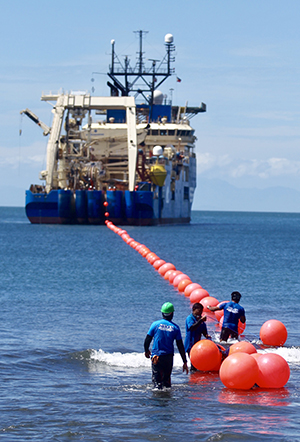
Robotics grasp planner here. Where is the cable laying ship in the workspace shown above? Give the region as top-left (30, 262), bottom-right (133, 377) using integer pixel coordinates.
top-left (22, 31), bottom-right (206, 225)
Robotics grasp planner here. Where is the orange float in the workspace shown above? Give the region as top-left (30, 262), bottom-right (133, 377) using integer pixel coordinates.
top-left (147, 254), bottom-right (160, 264)
top-left (168, 270), bottom-right (182, 284)
top-left (190, 340), bottom-right (221, 372)
top-left (256, 353), bottom-right (290, 388)
top-left (201, 296), bottom-right (219, 312)
top-left (153, 259), bottom-right (166, 270)
top-left (250, 353), bottom-right (262, 362)
top-left (141, 248), bottom-right (151, 257)
top-left (158, 263), bottom-right (176, 276)
top-left (173, 273), bottom-right (190, 287)
top-left (184, 283), bottom-right (202, 298)
top-left (117, 229), bottom-right (127, 236)
top-left (215, 310), bottom-right (224, 322)
top-left (219, 352), bottom-right (259, 390)
top-left (190, 288), bottom-right (210, 304)
top-left (178, 279), bottom-right (193, 293)
top-left (259, 320), bottom-right (288, 346)
top-left (164, 269), bottom-right (175, 280)
top-left (229, 341), bottom-right (257, 355)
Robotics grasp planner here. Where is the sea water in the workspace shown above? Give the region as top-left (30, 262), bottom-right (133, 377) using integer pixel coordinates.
top-left (0, 207), bottom-right (300, 441)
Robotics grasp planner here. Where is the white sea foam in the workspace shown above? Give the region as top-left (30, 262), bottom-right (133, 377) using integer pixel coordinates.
top-left (89, 349), bottom-right (187, 369)
top-left (257, 346), bottom-right (300, 366)
top-left (89, 346), bottom-right (300, 371)
top-left (90, 348), bottom-right (150, 368)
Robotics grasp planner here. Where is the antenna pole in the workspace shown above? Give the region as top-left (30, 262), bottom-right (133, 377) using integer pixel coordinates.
top-left (139, 30), bottom-right (143, 75)
top-left (111, 39), bottom-right (115, 73)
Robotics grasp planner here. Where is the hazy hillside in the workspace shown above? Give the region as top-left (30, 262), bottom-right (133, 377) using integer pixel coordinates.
top-left (194, 178), bottom-right (300, 213)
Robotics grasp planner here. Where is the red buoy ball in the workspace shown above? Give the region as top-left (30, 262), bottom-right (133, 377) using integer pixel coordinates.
top-left (229, 341), bottom-right (257, 355)
top-left (141, 248), bottom-right (151, 257)
top-left (215, 310), bottom-right (224, 322)
top-left (103, 201), bottom-right (109, 207)
top-left (158, 263), bottom-right (176, 276)
top-left (173, 273), bottom-right (190, 287)
top-left (201, 296), bottom-right (219, 312)
top-left (168, 270), bottom-right (182, 284)
top-left (189, 288), bottom-right (210, 303)
top-left (250, 353), bottom-right (262, 363)
top-left (147, 253), bottom-right (159, 264)
top-left (184, 283), bottom-right (202, 298)
top-left (256, 353), bottom-right (290, 388)
top-left (104, 212), bottom-right (110, 217)
top-left (164, 269), bottom-right (174, 280)
top-left (260, 320), bottom-right (288, 346)
top-left (118, 229), bottom-right (127, 236)
top-left (153, 259), bottom-right (166, 270)
top-left (190, 340), bottom-right (221, 372)
top-left (178, 279), bottom-right (192, 293)
top-left (219, 352), bottom-right (259, 390)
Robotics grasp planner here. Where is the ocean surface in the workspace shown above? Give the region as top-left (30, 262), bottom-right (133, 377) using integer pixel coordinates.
top-left (1, 207), bottom-right (300, 441)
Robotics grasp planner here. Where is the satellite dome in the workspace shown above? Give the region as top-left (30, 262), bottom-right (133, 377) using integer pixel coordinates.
top-left (165, 33), bottom-right (174, 44)
top-left (153, 90), bottom-right (164, 105)
top-left (153, 145), bottom-right (163, 156)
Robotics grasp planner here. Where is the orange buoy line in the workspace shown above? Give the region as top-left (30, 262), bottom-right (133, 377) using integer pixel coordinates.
top-left (104, 219), bottom-right (287, 342)
top-left (104, 219), bottom-right (213, 304)
top-left (105, 218), bottom-right (290, 389)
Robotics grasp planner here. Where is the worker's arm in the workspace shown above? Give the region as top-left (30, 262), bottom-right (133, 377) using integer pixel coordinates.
top-left (176, 339), bottom-right (189, 374)
top-left (240, 314), bottom-right (246, 324)
top-left (189, 315), bottom-right (207, 331)
top-left (144, 334), bottom-right (152, 358)
top-left (207, 305), bottom-right (221, 312)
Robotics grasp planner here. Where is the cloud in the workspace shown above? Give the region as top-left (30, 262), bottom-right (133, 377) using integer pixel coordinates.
top-left (197, 153), bottom-right (300, 179)
top-left (0, 143), bottom-right (46, 168)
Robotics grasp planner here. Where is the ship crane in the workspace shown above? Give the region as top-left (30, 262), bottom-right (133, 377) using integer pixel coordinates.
top-left (20, 108), bottom-right (51, 136)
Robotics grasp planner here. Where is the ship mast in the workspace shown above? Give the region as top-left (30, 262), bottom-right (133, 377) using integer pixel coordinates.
top-left (107, 31), bottom-right (175, 120)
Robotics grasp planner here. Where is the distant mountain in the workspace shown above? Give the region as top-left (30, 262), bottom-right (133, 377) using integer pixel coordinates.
top-left (193, 178), bottom-right (300, 213)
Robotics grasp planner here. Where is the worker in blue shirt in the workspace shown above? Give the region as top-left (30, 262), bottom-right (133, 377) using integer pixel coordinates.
top-left (185, 303), bottom-right (210, 370)
top-left (144, 302), bottom-right (188, 389)
top-left (207, 291), bottom-right (246, 341)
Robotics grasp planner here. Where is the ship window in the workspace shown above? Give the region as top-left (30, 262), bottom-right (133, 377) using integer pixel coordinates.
top-left (184, 166), bottom-right (189, 181)
top-left (168, 130), bottom-right (175, 136)
top-left (184, 186), bottom-right (189, 200)
top-left (151, 130), bottom-right (159, 136)
top-left (160, 129), bottom-right (167, 136)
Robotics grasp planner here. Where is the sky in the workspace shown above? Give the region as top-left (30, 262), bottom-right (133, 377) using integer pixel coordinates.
top-left (1, 0), bottom-right (300, 212)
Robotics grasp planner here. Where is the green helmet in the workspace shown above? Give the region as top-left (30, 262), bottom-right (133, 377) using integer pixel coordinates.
top-left (161, 302), bottom-right (174, 314)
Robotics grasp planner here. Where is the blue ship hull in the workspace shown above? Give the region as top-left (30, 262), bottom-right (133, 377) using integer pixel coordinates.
top-left (25, 188), bottom-right (191, 225)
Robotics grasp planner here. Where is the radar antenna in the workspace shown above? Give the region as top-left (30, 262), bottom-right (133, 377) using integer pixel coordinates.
top-left (107, 30), bottom-right (175, 104)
